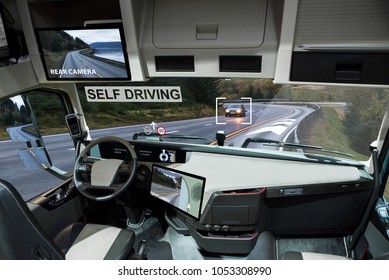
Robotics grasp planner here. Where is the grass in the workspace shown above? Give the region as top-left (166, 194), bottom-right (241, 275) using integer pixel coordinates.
top-left (42, 50), bottom-right (68, 77)
top-left (301, 107), bottom-right (369, 161)
top-left (0, 125), bottom-right (11, 140)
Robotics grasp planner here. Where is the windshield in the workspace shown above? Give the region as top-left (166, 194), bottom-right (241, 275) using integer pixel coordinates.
top-left (77, 78), bottom-right (388, 162)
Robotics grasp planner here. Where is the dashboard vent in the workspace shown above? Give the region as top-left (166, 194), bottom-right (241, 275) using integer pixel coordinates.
top-left (155, 56), bottom-right (195, 72)
top-left (220, 56), bottom-right (262, 73)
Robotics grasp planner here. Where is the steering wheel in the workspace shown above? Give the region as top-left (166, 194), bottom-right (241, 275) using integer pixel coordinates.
top-left (73, 136), bottom-right (137, 201)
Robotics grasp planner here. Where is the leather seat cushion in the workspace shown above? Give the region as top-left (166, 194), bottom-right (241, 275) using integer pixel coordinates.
top-left (282, 251), bottom-right (351, 260)
top-left (54, 223), bottom-right (134, 260)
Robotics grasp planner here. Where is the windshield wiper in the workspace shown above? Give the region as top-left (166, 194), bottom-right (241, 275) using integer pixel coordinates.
top-left (162, 134), bottom-right (214, 142)
top-left (132, 132), bottom-right (213, 144)
top-left (241, 137), bottom-right (355, 158)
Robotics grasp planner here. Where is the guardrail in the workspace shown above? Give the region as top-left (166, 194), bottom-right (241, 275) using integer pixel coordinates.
top-left (284, 103), bottom-right (322, 145)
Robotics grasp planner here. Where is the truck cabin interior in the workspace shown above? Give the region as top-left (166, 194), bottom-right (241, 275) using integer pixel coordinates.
top-left (0, 0), bottom-right (389, 267)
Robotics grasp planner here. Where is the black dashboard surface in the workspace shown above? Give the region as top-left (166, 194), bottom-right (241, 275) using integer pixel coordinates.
top-left (89, 141), bottom-right (187, 163)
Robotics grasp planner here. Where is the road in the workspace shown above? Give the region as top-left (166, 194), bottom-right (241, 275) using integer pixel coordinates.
top-left (6, 125), bottom-right (39, 143)
top-left (150, 183), bottom-right (181, 209)
top-left (60, 50), bottom-right (127, 79)
top-left (0, 103), bottom-right (313, 200)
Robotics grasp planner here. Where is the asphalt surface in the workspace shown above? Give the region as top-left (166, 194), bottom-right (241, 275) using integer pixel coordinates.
top-left (0, 103), bottom-right (313, 201)
top-left (60, 51), bottom-right (127, 79)
top-left (6, 125), bottom-right (39, 143)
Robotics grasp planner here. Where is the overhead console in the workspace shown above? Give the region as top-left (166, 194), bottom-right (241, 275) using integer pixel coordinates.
top-left (152, 0), bottom-right (267, 49)
top-left (139, 0), bottom-right (283, 79)
top-left (275, 0), bottom-right (389, 87)
top-left (13, 0), bottom-right (388, 86)
top-left (19, 0), bottom-right (284, 82)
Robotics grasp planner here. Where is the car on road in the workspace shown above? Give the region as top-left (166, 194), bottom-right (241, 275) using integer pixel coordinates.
top-left (225, 104), bottom-right (246, 117)
top-left (0, 0), bottom-right (389, 271)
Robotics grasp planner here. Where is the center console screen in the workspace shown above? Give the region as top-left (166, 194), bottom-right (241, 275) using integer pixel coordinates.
top-left (150, 165), bottom-right (205, 219)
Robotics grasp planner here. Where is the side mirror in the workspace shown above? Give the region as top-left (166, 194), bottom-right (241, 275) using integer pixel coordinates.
top-left (1, 94), bottom-right (71, 179)
top-left (3, 95), bottom-right (41, 143)
top-left (65, 113), bottom-right (86, 139)
top-left (1, 95), bottom-right (52, 169)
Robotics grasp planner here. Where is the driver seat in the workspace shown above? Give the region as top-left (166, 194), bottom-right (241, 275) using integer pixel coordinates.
top-left (0, 179), bottom-right (135, 260)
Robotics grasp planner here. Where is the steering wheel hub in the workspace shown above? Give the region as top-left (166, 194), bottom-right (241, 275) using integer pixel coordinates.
top-left (73, 136), bottom-right (137, 201)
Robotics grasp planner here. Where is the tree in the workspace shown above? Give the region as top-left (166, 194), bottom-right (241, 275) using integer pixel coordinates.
top-left (19, 105), bottom-right (31, 124)
top-left (259, 79), bottom-right (282, 99)
top-left (182, 78), bottom-right (220, 106)
top-left (343, 88), bottom-right (389, 155)
top-left (4, 112), bottom-right (15, 126)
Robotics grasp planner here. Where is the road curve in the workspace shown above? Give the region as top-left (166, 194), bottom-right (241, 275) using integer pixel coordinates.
top-left (60, 50), bottom-right (128, 79)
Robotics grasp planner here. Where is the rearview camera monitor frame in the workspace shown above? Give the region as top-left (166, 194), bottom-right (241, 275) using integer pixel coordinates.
top-left (35, 25), bottom-right (131, 81)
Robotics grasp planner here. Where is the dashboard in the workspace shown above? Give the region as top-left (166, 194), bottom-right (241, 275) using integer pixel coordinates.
top-left (85, 140), bottom-right (372, 203)
top-left (89, 140), bottom-right (187, 163)
top-left (79, 138), bottom-right (374, 254)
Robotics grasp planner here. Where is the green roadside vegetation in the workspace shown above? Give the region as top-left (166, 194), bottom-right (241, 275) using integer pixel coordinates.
top-left (300, 107), bottom-right (368, 161)
top-left (41, 50), bottom-right (68, 74)
top-left (277, 85), bottom-right (389, 159)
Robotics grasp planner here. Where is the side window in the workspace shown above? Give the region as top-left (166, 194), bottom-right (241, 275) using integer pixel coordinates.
top-left (384, 180), bottom-right (389, 203)
top-left (0, 90), bottom-right (75, 201)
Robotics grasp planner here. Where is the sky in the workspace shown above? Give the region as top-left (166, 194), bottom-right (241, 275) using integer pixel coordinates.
top-left (64, 29), bottom-right (121, 44)
top-left (10, 95), bottom-right (25, 109)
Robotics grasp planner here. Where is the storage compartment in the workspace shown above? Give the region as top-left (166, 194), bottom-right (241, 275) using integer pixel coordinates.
top-left (187, 223), bottom-right (259, 254)
top-left (153, 0), bottom-right (268, 49)
top-left (290, 51), bottom-right (389, 85)
top-left (264, 188), bottom-right (372, 235)
top-left (171, 188), bottom-right (265, 254)
top-left (200, 188), bottom-right (265, 227)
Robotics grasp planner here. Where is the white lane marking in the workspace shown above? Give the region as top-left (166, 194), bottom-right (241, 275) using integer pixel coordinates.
top-left (42, 132), bottom-right (71, 138)
top-left (204, 123), bottom-right (212, 127)
top-left (67, 148), bottom-right (75, 151)
top-left (245, 125), bottom-right (288, 136)
top-left (166, 130), bottom-right (179, 134)
top-left (272, 120), bottom-right (295, 126)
